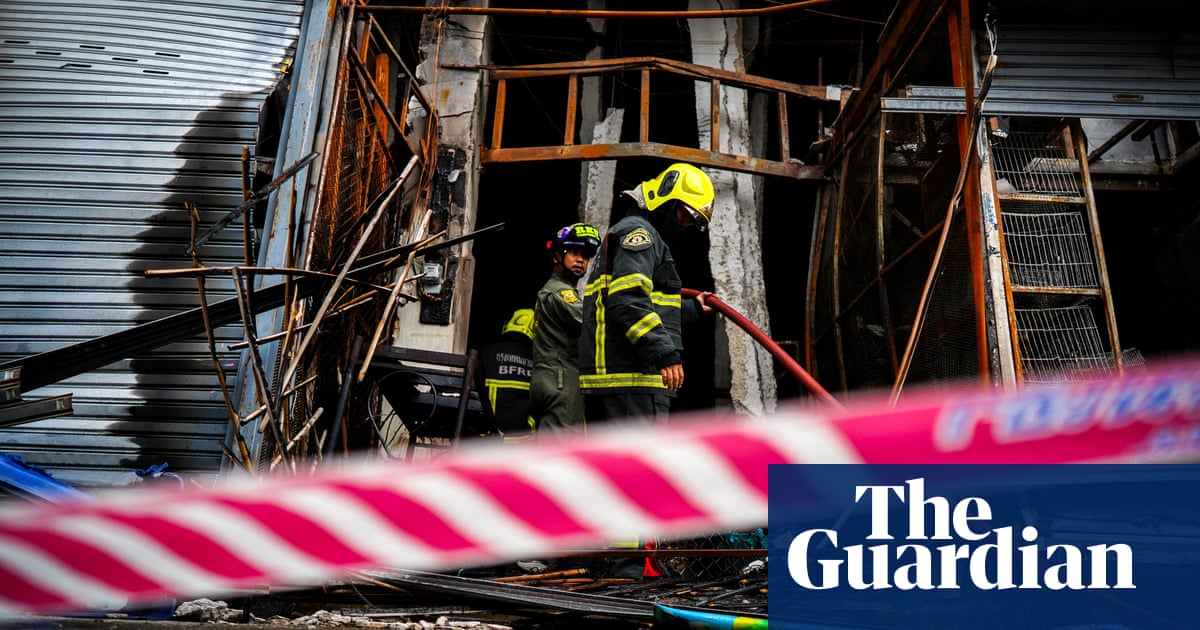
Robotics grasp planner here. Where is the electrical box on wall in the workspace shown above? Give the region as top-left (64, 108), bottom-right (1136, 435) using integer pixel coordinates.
top-left (420, 253), bottom-right (455, 325)
top-left (418, 147), bottom-right (466, 326)
top-left (421, 260), bottom-right (444, 296)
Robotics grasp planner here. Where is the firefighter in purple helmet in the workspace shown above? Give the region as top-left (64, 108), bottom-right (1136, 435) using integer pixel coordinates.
top-left (531, 223), bottom-right (600, 437)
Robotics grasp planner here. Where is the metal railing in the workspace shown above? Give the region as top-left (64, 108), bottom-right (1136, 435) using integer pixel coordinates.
top-left (475, 56), bottom-right (840, 180)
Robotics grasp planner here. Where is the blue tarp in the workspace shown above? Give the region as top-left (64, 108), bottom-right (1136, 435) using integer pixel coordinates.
top-left (0, 452), bottom-right (90, 503)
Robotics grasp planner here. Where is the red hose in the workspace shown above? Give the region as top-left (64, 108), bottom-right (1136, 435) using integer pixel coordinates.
top-left (682, 288), bottom-right (843, 409)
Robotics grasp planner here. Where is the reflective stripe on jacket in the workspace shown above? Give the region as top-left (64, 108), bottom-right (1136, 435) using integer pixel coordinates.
top-left (579, 214), bottom-right (682, 395)
top-left (478, 335), bottom-right (535, 437)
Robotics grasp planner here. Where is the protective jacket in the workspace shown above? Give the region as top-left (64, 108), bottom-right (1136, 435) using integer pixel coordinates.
top-left (531, 272), bottom-right (586, 434)
top-left (579, 202), bottom-right (685, 396)
top-left (479, 332), bottom-right (535, 439)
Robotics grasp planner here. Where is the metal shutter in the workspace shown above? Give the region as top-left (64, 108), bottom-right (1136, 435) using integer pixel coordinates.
top-left (0, 0), bottom-right (303, 487)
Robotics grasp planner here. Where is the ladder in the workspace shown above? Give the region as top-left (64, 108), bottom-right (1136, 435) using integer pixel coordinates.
top-left (988, 119), bottom-right (1123, 384)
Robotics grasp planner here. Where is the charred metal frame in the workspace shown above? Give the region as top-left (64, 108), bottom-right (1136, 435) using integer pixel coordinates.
top-left (890, 2), bottom-right (991, 398)
top-left (808, 0), bottom-right (1130, 399)
top-left (807, 0), bottom-right (961, 393)
top-left (0, 366), bottom-right (71, 429)
top-left (807, 0), bottom-right (995, 396)
top-left (222, 3), bottom-right (446, 472)
top-left (473, 56), bottom-right (838, 180)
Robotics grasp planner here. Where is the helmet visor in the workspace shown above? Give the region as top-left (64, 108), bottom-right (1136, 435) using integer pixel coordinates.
top-left (563, 242), bottom-right (598, 258)
top-left (682, 202), bottom-right (710, 232)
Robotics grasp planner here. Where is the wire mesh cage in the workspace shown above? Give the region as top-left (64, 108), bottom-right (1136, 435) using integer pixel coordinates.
top-left (881, 112), bottom-right (979, 391)
top-left (661, 530), bottom-right (765, 580)
top-left (1015, 301), bottom-right (1115, 384)
top-left (990, 130), bottom-right (1083, 196)
top-left (267, 13), bottom-right (436, 464)
top-left (899, 219), bottom-right (980, 388)
top-left (282, 51), bottom-right (397, 460)
top-left (837, 117), bottom-right (883, 304)
top-left (1000, 200), bottom-right (1100, 289)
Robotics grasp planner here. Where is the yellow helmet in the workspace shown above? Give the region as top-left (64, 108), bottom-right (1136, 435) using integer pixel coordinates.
top-left (501, 308), bottom-right (534, 340)
top-left (641, 162), bottom-right (715, 230)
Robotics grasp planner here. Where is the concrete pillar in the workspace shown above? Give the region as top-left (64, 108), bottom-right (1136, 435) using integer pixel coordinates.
top-left (689, 0), bottom-right (777, 416)
top-left (579, 3), bottom-right (621, 282)
top-left (393, 4), bottom-right (492, 353)
top-left (579, 108), bottom-right (623, 235)
top-left (578, 6), bottom-right (606, 148)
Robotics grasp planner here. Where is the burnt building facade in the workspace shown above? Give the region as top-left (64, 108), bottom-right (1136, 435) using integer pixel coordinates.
top-left (806, 0), bottom-right (1200, 399)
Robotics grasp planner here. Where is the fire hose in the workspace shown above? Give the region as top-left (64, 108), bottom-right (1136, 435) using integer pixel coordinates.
top-left (682, 288), bottom-right (843, 410)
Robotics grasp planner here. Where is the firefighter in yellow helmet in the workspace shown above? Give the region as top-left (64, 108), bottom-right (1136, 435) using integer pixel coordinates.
top-left (579, 163), bottom-right (715, 426)
top-left (479, 308), bottom-right (536, 441)
top-left (639, 161), bottom-right (715, 230)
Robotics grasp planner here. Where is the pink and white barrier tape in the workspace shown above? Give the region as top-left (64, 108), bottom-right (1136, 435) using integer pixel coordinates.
top-left (1, 359), bottom-right (1198, 615)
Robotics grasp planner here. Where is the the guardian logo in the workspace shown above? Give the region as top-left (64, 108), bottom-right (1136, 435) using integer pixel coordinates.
top-left (787, 478), bottom-right (1135, 591)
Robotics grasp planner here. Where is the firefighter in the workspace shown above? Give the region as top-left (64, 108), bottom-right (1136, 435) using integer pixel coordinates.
top-left (479, 308), bottom-right (536, 442)
top-left (531, 222), bottom-right (600, 437)
top-left (579, 162), bottom-right (714, 426)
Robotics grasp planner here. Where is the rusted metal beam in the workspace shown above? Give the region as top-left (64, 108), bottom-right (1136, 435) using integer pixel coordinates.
top-left (482, 142), bottom-right (823, 179)
top-left (1087, 119), bottom-right (1143, 163)
top-left (347, 51), bottom-right (410, 154)
top-left (230, 265), bottom-right (287, 463)
top-left (478, 55), bottom-right (832, 180)
top-left (474, 56), bottom-right (834, 100)
top-left (778, 92), bottom-right (791, 161)
top-left (891, 52), bottom-right (999, 402)
top-left (1010, 285), bottom-right (1103, 296)
top-left (804, 183), bottom-right (833, 374)
top-left (359, 1), bottom-right (843, 20)
top-left (188, 201), bottom-right (254, 472)
top-left (710, 79), bottom-right (720, 152)
top-left (190, 152), bottom-right (318, 254)
top-left (363, 13), bottom-right (436, 121)
top-left (997, 192), bottom-right (1087, 204)
top-left (372, 53), bottom-right (391, 143)
top-left (0, 395), bottom-right (73, 429)
top-left (947, 0), bottom-right (989, 385)
top-left (1168, 137), bottom-right (1200, 175)
top-left (492, 79), bottom-right (506, 150)
top-left (357, 209), bottom-right (436, 384)
top-left (361, 569), bottom-right (655, 620)
top-left (639, 68), bottom-right (650, 143)
top-left (397, 78), bottom-right (412, 140)
top-left (1073, 119), bottom-right (1124, 372)
top-left (831, 0), bottom-right (943, 161)
top-left (564, 73), bottom-right (578, 146)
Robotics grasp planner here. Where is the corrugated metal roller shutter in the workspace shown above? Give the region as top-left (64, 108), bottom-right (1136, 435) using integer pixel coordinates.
top-left (887, 24), bottom-right (1200, 120)
top-left (985, 24), bottom-right (1200, 119)
top-left (0, 0), bottom-right (303, 488)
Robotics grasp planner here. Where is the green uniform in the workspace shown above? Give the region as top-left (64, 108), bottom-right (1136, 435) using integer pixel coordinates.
top-left (531, 272), bottom-right (586, 436)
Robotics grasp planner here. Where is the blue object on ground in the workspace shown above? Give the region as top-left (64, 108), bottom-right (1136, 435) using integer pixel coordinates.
top-left (0, 452), bottom-right (90, 503)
